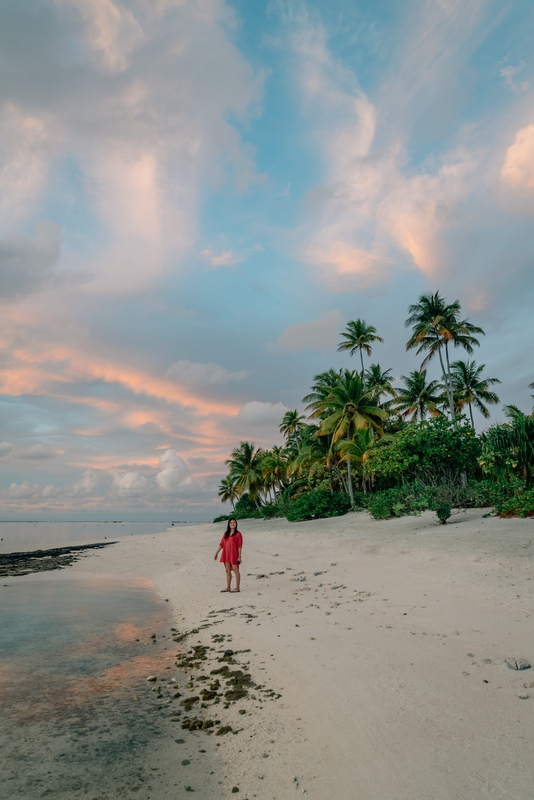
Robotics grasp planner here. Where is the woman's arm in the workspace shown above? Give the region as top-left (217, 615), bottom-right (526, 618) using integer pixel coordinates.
top-left (214, 545), bottom-right (222, 561)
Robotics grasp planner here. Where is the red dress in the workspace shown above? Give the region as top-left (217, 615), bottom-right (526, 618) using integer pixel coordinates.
top-left (219, 531), bottom-right (242, 565)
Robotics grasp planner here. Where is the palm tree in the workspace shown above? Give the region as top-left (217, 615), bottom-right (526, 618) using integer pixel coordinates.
top-left (288, 424), bottom-right (328, 481)
top-left (393, 370), bottom-right (443, 423)
top-left (279, 410), bottom-right (306, 445)
top-left (225, 441), bottom-right (264, 508)
top-left (302, 369), bottom-right (341, 410)
top-left (261, 446), bottom-right (288, 502)
top-left (336, 428), bottom-right (372, 494)
top-left (364, 364), bottom-right (396, 409)
top-left (307, 370), bottom-right (387, 505)
top-left (529, 382), bottom-right (534, 413)
top-left (337, 428), bottom-right (395, 494)
top-left (302, 370), bottom-right (341, 491)
top-left (405, 292), bottom-right (484, 420)
top-left (218, 475), bottom-right (238, 509)
top-left (337, 319), bottom-right (384, 375)
top-left (449, 360), bottom-right (500, 428)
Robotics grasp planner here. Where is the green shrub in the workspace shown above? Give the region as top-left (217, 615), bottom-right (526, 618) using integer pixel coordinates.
top-left (213, 514), bottom-right (231, 523)
top-left (260, 502), bottom-right (287, 519)
top-left (434, 500), bottom-right (452, 524)
top-left (233, 493), bottom-right (262, 518)
top-left (367, 416), bottom-right (481, 484)
top-left (494, 486), bottom-right (534, 517)
top-left (366, 486), bottom-right (430, 520)
top-left (286, 490), bottom-right (351, 522)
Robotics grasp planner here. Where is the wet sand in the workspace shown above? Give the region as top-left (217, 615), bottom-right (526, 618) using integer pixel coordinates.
top-left (77, 510), bottom-right (534, 799)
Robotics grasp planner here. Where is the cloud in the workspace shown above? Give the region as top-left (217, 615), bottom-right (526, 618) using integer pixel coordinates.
top-left (236, 400), bottom-right (289, 426)
top-left (500, 63), bottom-right (530, 95)
top-left (15, 444), bottom-right (58, 460)
top-left (200, 248), bottom-right (245, 267)
top-left (0, 442), bottom-right (58, 460)
top-left (0, 104), bottom-right (53, 227)
top-left (501, 125), bottom-right (534, 190)
top-left (0, 0), bottom-right (263, 293)
top-left (64, 0), bottom-right (144, 73)
top-left (165, 359), bottom-right (247, 386)
top-left (0, 222), bottom-right (61, 300)
top-left (72, 469), bottom-right (100, 495)
top-left (275, 309), bottom-right (343, 352)
top-left (284, 3), bottom-right (491, 286)
top-left (155, 448), bottom-right (190, 492)
top-left (8, 480), bottom-right (43, 498)
top-left (110, 470), bottom-right (151, 497)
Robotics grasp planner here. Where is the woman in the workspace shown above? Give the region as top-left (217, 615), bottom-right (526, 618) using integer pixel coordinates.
top-left (214, 517), bottom-right (242, 593)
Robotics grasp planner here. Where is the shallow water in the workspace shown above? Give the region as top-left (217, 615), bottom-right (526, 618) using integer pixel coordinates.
top-left (0, 521), bottom-right (194, 554)
top-left (0, 569), bottom-right (220, 799)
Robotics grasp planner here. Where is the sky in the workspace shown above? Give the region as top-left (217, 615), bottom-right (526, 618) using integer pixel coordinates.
top-left (0, 0), bottom-right (533, 520)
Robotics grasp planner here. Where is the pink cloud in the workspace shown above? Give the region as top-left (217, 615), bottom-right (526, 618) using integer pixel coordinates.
top-left (501, 124), bottom-right (534, 190)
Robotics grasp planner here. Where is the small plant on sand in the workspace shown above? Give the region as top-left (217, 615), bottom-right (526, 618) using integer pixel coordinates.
top-left (434, 500), bottom-right (452, 524)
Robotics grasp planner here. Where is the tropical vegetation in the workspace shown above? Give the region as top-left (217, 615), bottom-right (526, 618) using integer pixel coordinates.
top-left (215, 291), bottom-right (534, 524)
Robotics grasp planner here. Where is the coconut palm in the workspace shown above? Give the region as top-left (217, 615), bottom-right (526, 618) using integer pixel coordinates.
top-left (302, 369), bottom-right (341, 412)
top-left (337, 428), bottom-right (395, 494)
top-left (364, 364), bottom-right (396, 409)
top-left (393, 370), bottom-right (442, 423)
top-left (336, 428), bottom-right (372, 494)
top-left (337, 319), bottom-right (384, 375)
top-left (279, 410), bottom-right (306, 446)
top-left (405, 292), bottom-right (484, 420)
top-left (307, 370), bottom-right (387, 505)
top-left (218, 475), bottom-right (238, 509)
top-left (261, 446), bottom-right (289, 502)
top-left (225, 441), bottom-right (264, 508)
top-left (449, 360), bottom-right (500, 428)
top-left (288, 424), bottom-right (328, 482)
top-left (302, 370), bottom-right (342, 490)
top-left (530, 382), bottom-right (534, 412)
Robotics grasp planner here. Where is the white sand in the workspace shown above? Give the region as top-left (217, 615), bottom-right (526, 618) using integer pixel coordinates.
top-left (77, 509), bottom-right (534, 799)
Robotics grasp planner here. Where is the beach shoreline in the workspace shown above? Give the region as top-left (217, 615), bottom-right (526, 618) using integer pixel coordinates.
top-left (75, 510), bottom-right (534, 799)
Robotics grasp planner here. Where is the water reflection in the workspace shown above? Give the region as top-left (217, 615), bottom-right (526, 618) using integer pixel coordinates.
top-left (0, 570), bottom-right (217, 799)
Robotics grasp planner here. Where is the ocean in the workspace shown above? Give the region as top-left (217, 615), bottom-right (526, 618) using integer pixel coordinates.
top-left (0, 520), bottom-right (195, 554)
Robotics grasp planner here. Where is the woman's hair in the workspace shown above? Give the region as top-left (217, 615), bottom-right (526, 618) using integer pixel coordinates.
top-left (224, 518), bottom-right (238, 538)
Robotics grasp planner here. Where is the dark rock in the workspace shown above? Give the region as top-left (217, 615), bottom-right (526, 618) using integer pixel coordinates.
top-left (505, 658), bottom-right (531, 670)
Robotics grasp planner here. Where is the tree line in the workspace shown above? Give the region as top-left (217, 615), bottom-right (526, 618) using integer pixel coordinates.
top-left (217, 292), bottom-right (534, 523)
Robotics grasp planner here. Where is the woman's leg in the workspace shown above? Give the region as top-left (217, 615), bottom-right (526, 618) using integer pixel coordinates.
top-left (232, 564), bottom-right (240, 592)
top-left (224, 562), bottom-right (233, 591)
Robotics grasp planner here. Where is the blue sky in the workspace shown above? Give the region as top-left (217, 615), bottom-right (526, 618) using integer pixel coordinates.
top-left (0, 0), bottom-right (533, 519)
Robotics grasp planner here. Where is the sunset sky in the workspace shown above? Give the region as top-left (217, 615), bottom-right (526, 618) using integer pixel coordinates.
top-left (1, 0), bottom-right (533, 519)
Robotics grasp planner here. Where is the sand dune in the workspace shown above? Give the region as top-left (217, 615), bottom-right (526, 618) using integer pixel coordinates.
top-left (78, 509), bottom-right (534, 799)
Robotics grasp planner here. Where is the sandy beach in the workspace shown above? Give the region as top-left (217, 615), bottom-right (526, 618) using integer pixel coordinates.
top-left (75, 510), bottom-right (534, 799)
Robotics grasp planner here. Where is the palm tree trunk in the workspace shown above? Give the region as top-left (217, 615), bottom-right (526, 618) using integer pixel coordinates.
top-left (347, 457), bottom-right (355, 506)
top-left (469, 402), bottom-right (475, 429)
top-left (438, 345), bottom-right (455, 420)
top-left (443, 343), bottom-right (456, 421)
top-left (360, 350), bottom-right (364, 377)
top-left (345, 429), bottom-right (355, 505)
top-left (328, 463), bottom-right (333, 493)
top-left (336, 462), bottom-right (348, 494)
